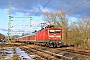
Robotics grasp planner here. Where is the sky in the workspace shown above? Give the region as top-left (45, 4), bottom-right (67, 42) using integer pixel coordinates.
top-left (0, 0), bottom-right (90, 36)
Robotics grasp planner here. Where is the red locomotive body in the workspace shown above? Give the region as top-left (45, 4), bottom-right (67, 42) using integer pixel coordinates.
top-left (18, 27), bottom-right (62, 47)
top-left (36, 28), bottom-right (62, 40)
top-left (35, 28), bottom-right (62, 47)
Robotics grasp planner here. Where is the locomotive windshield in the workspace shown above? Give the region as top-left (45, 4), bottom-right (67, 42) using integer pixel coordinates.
top-left (55, 30), bottom-right (60, 33)
top-left (49, 30), bottom-right (60, 34)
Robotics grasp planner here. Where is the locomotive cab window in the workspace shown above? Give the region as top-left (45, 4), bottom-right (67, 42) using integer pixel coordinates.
top-left (55, 30), bottom-right (60, 34)
top-left (49, 30), bottom-right (60, 34)
top-left (49, 30), bottom-right (55, 33)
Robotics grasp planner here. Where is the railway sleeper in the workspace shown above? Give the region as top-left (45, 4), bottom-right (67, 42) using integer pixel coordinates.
top-left (21, 47), bottom-right (60, 60)
top-left (31, 47), bottom-right (72, 60)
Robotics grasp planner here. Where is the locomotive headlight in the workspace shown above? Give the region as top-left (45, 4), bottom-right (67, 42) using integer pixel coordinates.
top-left (49, 36), bottom-right (54, 37)
top-left (59, 41), bottom-right (62, 43)
top-left (56, 36), bottom-right (61, 37)
top-left (50, 41), bottom-right (53, 43)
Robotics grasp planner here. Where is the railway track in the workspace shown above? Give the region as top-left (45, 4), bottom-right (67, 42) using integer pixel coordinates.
top-left (19, 45), bottom-right (90, 60)
top-left (56, 47), bottom-right (90, 56)
top-left (20, 46), bottom-right (72, 60)
top-left (0, 43), bottom-right (90, 60)
top-left (12, 43), bottom-right (90, 59)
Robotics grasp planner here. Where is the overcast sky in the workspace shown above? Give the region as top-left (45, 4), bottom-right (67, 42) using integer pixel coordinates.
top-left (0, 0), bottom-right (90, 36)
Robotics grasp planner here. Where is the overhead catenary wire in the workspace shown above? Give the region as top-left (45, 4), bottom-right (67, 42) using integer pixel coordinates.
top-left (66, 0), bottom-right (90, 13)
top-left (11, 0), bottom-right (90, 35)
top-left (67, 0), bottom-right (78, 12)
top-left (24, 0), bottom-right (37, 10)
top-left (19, 0), bottom-right (45, 27)
top-left (74, 6), bottom-right (90, 16)
top-left (34, 0), bottom-right (74, 27)
top-left (35, 0), bottom-right (52, 16)
top-left (9, 0), bottom-right (51, 36)
top-left (39, 0), bottom-right (42, 4)
top-left (57, 0), bottom-right (72, 11)
top-left (32, 0), bottom-right (90, 28)
top-left (29, 0), bottom-right (52, 27)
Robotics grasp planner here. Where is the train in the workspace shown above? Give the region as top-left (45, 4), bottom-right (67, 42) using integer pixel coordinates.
top-left (17, 25), bottom-right (62, 47)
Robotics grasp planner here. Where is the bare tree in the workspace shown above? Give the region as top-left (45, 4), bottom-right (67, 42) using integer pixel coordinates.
top-left (69, 16), bottom-right (90, 47)
top-left (43, 11), bottom-right (58, 26)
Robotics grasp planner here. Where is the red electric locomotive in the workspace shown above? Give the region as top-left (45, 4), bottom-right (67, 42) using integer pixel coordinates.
top-left (18, 26), bottom-right (62, 47)
top-left (36, 27), bottom-right (62, 47)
